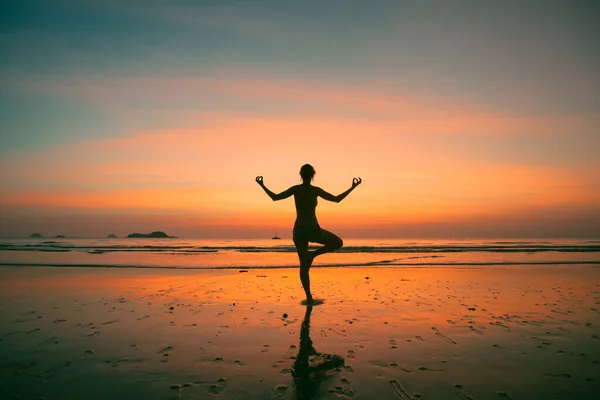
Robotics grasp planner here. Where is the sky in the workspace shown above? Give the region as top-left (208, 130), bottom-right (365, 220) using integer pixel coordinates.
top-left (1, 0), bottom-right (599, 238)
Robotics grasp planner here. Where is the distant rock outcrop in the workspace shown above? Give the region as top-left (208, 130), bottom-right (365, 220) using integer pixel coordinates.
top-left (29, 233), bottom-right (44, 238)
top-left (126, 231), bottom-right (174, 238)
top-left (53, 234), bottom-right (66, 238)
top-left (107, 234), bottom-right (118, 238)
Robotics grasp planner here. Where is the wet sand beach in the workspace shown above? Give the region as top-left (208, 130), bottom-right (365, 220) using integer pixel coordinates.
top-left (1, 265), bottom-right (598, 399)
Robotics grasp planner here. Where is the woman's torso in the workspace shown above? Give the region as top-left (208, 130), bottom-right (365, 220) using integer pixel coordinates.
top-left (293, 184), bottom-right (319, 228)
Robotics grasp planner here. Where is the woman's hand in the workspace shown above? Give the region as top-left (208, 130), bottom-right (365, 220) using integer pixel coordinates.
top-left (255, 176), bottom-right (264, 186)
top-left (352, 177), bottom-right (362, 188)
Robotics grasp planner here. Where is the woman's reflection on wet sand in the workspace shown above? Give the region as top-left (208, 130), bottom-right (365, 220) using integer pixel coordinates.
top-left (292, 305), bottom-right (345, 399)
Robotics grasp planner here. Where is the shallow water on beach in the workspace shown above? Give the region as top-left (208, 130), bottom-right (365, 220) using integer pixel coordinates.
top-left (1, 237), bottom-right (599, 270)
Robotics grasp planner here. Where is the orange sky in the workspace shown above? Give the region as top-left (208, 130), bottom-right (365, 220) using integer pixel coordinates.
top-left (1, 1), bottom-right (599, 238)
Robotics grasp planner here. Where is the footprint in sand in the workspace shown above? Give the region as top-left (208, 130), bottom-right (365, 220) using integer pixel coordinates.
top-left (328, 385), bottom-right (355, 397)
top-left (208, 383), bottom-right (220, 395)
top-left (275, 385), bottom-right (288, 397)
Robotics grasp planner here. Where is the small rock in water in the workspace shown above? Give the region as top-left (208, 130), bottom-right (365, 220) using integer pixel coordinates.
top-left (283, 313), bottom-right (288, 318)
top-left (365, 276), bottom-right (370, 280)
top-left (170, 384), bottom-right (181, 390)
top-left (454, 384), bottom-right (463, 388)
top-left (169, 306), bottom-right (174, 310)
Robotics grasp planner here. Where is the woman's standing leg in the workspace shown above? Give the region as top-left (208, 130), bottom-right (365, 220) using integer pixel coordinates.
top-left (293, 237), bottom-right (313, 303)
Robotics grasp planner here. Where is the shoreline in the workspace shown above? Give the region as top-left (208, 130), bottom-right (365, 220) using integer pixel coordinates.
top-left (1, 260), bottom-right (599, 270)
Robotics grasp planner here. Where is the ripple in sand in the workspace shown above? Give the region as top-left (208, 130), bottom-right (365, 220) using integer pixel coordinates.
top-left (388, 380), bottom-right (412, 400)
top-left (12, 318), bottom-right (35, 323)
top-left (390, 363), bottom-right (411, 373)
top-left (431, 327), bottom-right (457, 345)
top-left (544, 372), bottom-right (572, 378)
top-left (38, 336), bottom-right (59, 346)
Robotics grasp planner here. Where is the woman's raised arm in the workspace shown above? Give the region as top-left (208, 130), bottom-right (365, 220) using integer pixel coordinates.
top-left (317, 177), bottom-right (362, 203)
top-left (255, 176), bottom-right (297, 201)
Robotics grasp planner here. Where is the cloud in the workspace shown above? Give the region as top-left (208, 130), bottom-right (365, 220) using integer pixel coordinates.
top-left (8, 73), bottom-right (600, 141)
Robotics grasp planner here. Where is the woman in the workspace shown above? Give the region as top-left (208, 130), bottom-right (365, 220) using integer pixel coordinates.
top-left (256, 164), bottom-right (362, 304)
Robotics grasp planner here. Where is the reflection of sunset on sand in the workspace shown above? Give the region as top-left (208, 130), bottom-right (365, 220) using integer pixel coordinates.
top-left (1, 265), bottom-right (598, 399)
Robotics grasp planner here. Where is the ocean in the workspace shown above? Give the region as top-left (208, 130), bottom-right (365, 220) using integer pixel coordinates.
top-left (1, 237), bottom-right (599, 269)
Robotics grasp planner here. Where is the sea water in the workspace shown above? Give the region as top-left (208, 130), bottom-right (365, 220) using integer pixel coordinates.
top-left (1, 238), bottom-right (599, 269)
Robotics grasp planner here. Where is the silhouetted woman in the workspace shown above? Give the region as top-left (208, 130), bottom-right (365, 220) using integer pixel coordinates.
top-left (256, 164), bottom-right (362, 304)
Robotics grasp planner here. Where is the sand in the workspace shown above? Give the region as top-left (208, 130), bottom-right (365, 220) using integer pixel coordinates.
top-left (0, 265), bottom-right (598, 400)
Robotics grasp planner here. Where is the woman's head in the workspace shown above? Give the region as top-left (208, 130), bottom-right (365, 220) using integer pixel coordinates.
top-left (299, 164), bottom-right (315, 182)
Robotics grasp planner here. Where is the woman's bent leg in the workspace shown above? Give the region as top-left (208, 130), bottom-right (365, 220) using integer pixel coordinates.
top-left (310, 229), bottom-right (343, 260)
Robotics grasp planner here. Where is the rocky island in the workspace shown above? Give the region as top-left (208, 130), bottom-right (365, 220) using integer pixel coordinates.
top-left (107, 234), bottom-right (118, 238)
top-left (126, 231), bottom-right (174, 238)
top-left (29, 233), bottom-right (44, 238)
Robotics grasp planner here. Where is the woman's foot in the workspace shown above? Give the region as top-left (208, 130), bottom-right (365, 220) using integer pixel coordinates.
top-left (301, 298), bottom-right (325, 306)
